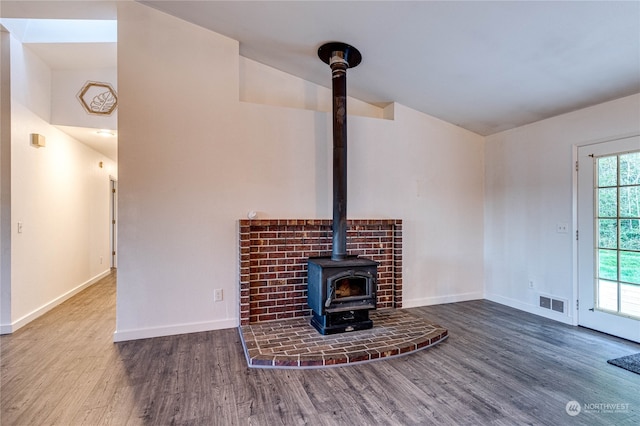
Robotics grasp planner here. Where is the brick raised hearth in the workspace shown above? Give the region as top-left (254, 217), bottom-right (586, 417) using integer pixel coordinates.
top-left (240, 309), bottom-right (448, 368)
top-left (238, 219), bottom-right (403, 325)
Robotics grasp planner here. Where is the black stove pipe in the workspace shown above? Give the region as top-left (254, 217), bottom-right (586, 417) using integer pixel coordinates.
top-left (318, 42), bottom-right (362, 261)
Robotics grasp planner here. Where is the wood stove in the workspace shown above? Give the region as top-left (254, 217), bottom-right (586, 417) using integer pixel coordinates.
top-left (308, 256), bottom-right (378, 334)
top-left (307, 42), bottom-right (379, 335)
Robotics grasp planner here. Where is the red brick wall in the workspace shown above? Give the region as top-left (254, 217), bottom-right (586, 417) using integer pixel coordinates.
top-left (239, 219), bottom-right (403, 325)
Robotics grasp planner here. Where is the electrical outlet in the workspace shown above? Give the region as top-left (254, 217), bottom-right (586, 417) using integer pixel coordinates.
top-left (214, 289), bottom-right (223, 302)
top-left (556, 223), bottom-right (569, 233)
top-left (528, 280), bottom-right (535, 289)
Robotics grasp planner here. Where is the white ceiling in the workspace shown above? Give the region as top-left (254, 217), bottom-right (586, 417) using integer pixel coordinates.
top-left (141, 0), bottom-right (640, 136)
top-left (54, 125), bottom-right (118, 161)
top-left (2, 1), bottom-right (639, 140)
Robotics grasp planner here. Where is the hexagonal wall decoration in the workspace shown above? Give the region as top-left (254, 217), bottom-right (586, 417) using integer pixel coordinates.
top-left (77, 81), bottom-right (118, 116)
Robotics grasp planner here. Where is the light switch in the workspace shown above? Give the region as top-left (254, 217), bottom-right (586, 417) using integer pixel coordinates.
top-left (17, 222), bottom-right (23, 233)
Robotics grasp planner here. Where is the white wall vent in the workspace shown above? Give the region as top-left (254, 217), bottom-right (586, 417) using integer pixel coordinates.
top-left (539, 295), bottom-right (566, 314)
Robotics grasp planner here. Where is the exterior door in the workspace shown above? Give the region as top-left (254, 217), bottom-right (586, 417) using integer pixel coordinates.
top-left (577, 135), bottom-right (640, 343)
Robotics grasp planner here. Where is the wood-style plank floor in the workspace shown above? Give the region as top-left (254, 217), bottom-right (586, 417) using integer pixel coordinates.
top-left (2, 271), bottom-right (639, 425)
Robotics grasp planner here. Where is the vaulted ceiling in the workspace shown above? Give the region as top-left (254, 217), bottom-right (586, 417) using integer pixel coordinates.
top-left (2, 1), bottom-right (639, 137)
top-left (141, 0), bottom-right (640, 136)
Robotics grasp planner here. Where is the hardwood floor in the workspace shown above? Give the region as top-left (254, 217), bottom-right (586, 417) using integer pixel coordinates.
top-left (2, 271), bottom-right (639, 425)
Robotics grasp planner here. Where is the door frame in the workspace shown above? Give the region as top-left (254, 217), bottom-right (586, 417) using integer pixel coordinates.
top-left (572, 133), bottom-right (640, 336)
top-left (109, 177), bottom-right (117, 269)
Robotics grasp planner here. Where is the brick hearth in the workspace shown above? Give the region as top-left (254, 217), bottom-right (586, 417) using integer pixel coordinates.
top-left (239, 309), bottom-right (448, 368)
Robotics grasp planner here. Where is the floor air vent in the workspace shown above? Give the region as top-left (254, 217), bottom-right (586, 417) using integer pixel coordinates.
top-left (539, 295), bottom-right (566, 314)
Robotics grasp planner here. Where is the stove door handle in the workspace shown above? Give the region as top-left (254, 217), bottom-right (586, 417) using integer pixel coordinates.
top-left (325, 285), bottom-right (335, 308)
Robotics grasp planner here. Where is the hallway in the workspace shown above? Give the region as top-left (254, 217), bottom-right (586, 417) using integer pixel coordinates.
top-left (1, 271), bottom-right (117, 423)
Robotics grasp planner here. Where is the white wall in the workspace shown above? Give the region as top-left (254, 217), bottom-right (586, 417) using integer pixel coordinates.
top-left (10, 34), bottom-right (51, 123)
top-left (484, 94), bottom-right (640, 324)
top-left (2, 33), bottom-right (117, 333)
top-left (115, 3), bottom-right (485, 341)
top-left (355, 103), bottom-right (485, 307)
top-left (240, 57), bottom-right (383, 119)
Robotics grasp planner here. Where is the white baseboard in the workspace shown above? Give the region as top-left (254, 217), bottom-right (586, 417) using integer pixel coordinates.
top-left (113, 318), bottom-right (238, 342)
top-left (485, 292), bottom-right (574, 325)
top-left (0, 269), bottom-right (111, 334)
top-left (403, 291), bottom-right (484, 308)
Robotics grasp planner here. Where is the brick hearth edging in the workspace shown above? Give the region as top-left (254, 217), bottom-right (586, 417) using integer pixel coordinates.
top-left (238, 309), bottom-right (448, 369)
top-left (238, 219), bottom-right (403, 325)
